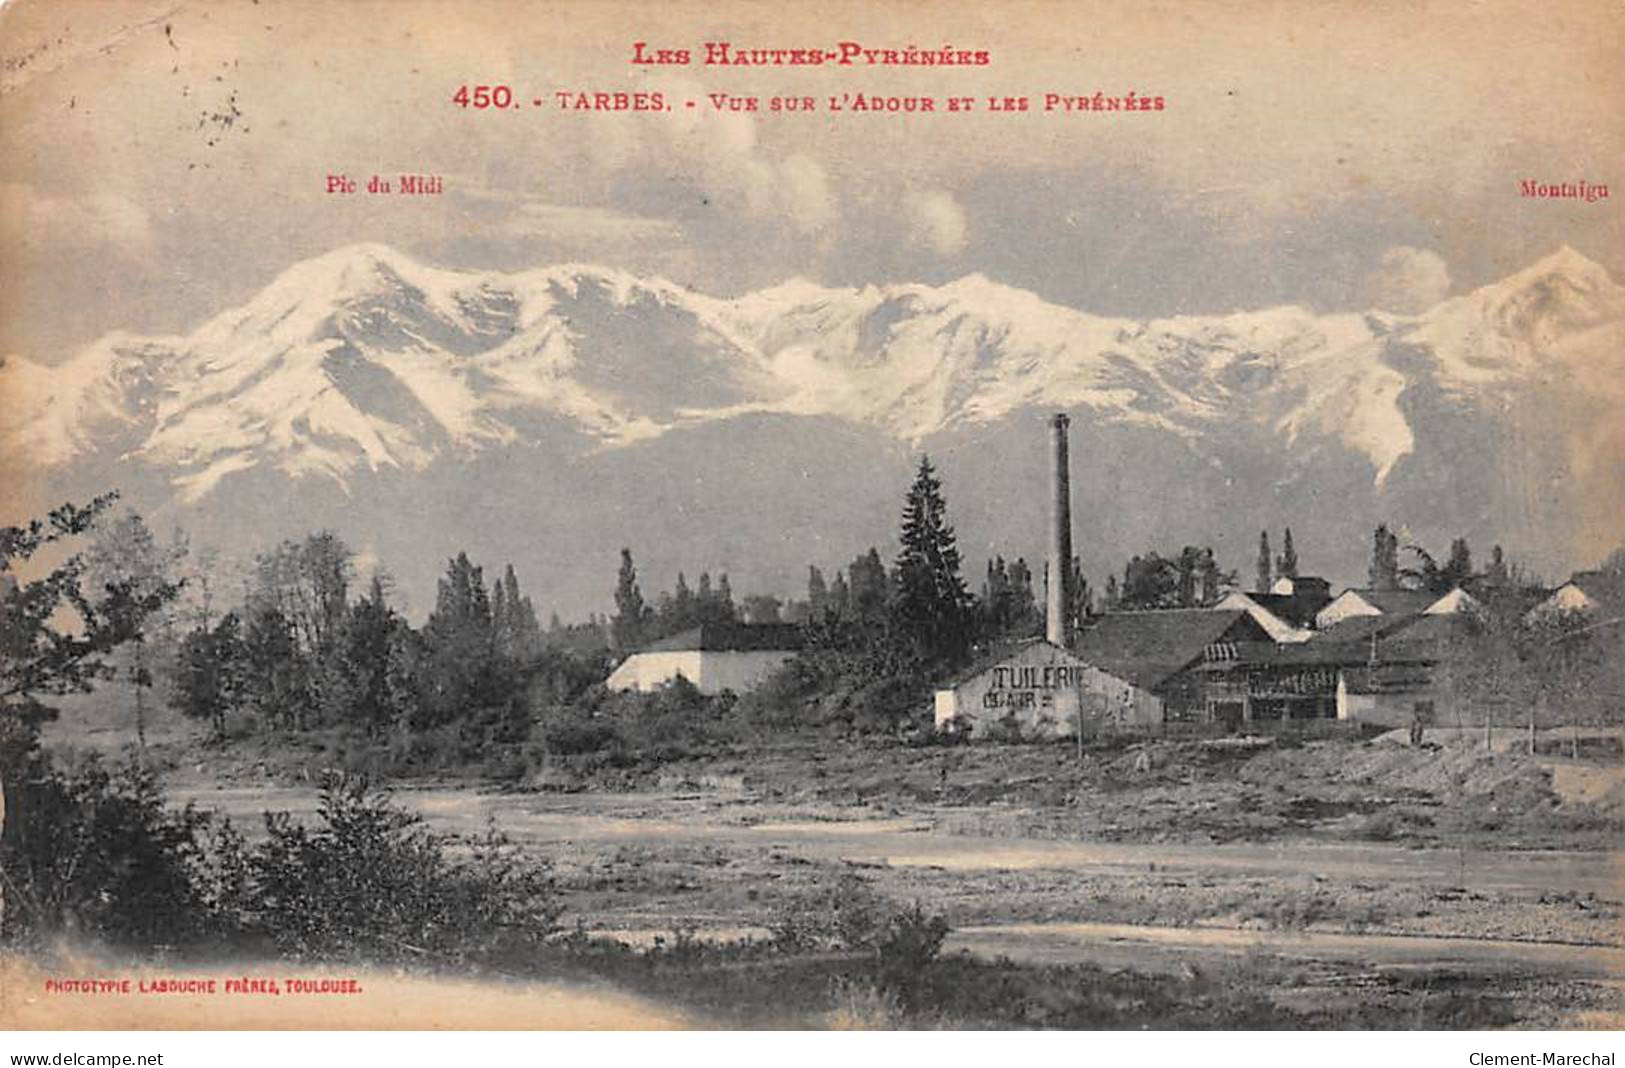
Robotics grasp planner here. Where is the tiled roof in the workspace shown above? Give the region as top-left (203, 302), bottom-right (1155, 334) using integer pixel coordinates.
top-left (1073, 609), bottom-right (1270, 690)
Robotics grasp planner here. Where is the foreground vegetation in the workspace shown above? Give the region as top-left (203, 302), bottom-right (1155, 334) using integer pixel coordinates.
top-left (11, 757), bottom-right (1613, 1029)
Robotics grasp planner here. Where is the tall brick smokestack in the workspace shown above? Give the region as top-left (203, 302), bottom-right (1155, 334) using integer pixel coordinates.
top-left (1047, 412), bottom-right (1073, 646)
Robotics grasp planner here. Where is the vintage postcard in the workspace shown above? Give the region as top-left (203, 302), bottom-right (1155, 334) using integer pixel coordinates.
top-left (1, 0), bottom-right (1622, 1036)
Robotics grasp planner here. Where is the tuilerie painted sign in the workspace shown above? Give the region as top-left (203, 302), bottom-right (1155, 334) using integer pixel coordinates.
top-left (935, 641), bottom-right (1163, 737)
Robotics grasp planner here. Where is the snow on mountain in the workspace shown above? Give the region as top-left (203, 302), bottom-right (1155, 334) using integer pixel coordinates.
top-left (0, 334), bottom-right (179, 466)
top-left (1411, 245), bottom-right (1625, 391)
top-left (5, 243), bottom-right (1622, 507)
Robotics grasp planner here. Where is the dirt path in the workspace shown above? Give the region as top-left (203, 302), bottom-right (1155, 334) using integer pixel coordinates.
top-left (947, 922), bottom-right (1625, 976)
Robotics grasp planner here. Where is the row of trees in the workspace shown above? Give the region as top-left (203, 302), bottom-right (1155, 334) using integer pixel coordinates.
top-left (170, 536), bottom-right (598, 743)
top-left (615, 458), bottom-right (1065, 672)
top-left (1368, 525), bottom-right (1534, 595)
top-left (1442, 596), bottom-right (1625, 744)
top-left (611, 555), bottom-right (739, 650)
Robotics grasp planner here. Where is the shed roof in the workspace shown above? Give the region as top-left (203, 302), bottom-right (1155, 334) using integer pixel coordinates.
top-left (1073, 609), bottom-right (1269, 690)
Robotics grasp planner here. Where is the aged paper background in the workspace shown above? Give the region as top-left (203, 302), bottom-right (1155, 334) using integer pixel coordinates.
top-left (1, 0), bottom-right (1621, 1030)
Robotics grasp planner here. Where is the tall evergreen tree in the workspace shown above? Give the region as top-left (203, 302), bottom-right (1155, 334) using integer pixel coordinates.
top-left (891, 456), bottom-right (971, 664)
top-left (343, 575), bottom-right (400, 739)
top-left (1008, 558), bottom-right (1037, 626)
top-left (612, 548), bottom-right (646, 651)
top-left (1368, 524), bottom-right (1401, 589)
top-left (490, 575), bottom-right (509, 649)
top-left (1255, 531), bottom-right (1272, 593)
top-left (671, 572), bottom-right (695, 630)
top-left (828, 571), bottom-right (851, 617)
top-left (1068, 555), bottom-right (1091, 629)
top-left (848, 549), bottom-right (889, 622)
top-left (807, 565), bottom-right (829, 616)
top-left (1197, 547), bottom-right (1223, 605)
top-left (1442, 537), bottom-right (1474, 591)
top-left (1276, 528), bottom-right (1298, 582)
top-left (494, 564), bottom-right (541, 658)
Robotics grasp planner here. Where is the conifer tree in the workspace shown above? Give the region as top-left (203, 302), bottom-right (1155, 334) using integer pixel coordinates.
top-left (1369, 525), bottom-right (1400, 589)
top-left (807, 565), bottom-right (828, 617)
top-left (849, 549), bottom-right (889, 622)
top-left (1276, 528), bottom-right (1298, 582)
top-left (828, 571), bottom-right (851, 617)
top-left (1442, 538), bottom-right (1474, 591)
top-left (612, 548), bottom-right (646, 651)
top-left (891, 456), bottom-right (971, 664)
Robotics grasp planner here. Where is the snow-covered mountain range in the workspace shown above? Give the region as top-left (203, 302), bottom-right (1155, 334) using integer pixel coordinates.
top-left (4, 244), bottom-right (1621, 618)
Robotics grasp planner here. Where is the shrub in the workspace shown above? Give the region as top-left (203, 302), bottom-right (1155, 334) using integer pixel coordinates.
top-left (0, 752), bottom-right (218, 950)
top-left (234, 773), bottom-right (561, 964)
top-left (873, 902), bottom-right (950, 1011)
top-left (768, 873), bottom-right (891, 953)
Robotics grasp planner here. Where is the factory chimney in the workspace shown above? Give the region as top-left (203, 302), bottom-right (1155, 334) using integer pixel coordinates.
top-left (1047, 412), bottom-right (1074, 647)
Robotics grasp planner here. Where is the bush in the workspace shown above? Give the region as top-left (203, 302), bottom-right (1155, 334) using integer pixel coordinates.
top-left (232, 773), bottom-right (561, 963)
top-left (769, 873), bottom-right (891, 953)
top-left (768, 875), bottom-right (950, 1013)
top-left (0, 751), bottom-right (219, 950)
top-left (873, 902), bottom-right (950, 1011)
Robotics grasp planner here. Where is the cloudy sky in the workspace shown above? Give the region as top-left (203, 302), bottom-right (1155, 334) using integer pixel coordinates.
top-left (2, 0), bottom-right (1621, 364)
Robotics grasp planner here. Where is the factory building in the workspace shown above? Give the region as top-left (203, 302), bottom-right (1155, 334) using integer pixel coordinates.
top-left (935, 413), bottom-right (1165, 737)
top-left (933, 639), bottom-right (1161, 737)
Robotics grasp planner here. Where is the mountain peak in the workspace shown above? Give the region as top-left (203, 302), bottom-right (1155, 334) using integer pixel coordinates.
top-left (268, 242), bottom-right (432, 298)
top-left (1489, 245), bottom-right (1619, 301)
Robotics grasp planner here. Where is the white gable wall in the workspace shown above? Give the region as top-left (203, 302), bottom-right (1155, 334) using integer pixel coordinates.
top-left (934, 641), bottom-right (1162, 738)
top-left (1424, 588), bottom-right (1478, 615)
top-left (1213, 591), bottom-right (1312, 643)
top-left (1316, 590), bottom-right (1381, 628)
top-left (606, 649), bottom-right (794, 694)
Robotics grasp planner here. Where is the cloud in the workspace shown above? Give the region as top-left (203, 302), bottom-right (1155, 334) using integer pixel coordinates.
top-left (904, 189), bottom-right (968, 256)
top-left (575, 77), bottom-right (837, 239)
top-left (2, 183), bottom-right (155, 258)
top-left (1365, 246), bottom-right (1452, 314)
top-left (505, 201), bottom-right (682, 243)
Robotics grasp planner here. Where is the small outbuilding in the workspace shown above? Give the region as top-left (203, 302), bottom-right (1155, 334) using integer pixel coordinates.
top-left (605, 623), bottom-right (802, 695)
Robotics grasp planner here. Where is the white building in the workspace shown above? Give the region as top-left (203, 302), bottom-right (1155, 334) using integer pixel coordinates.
top-left (933, 640), bottom-right (1162, 738)
top-left (605, 623), bottom-right (802, 695)
top-left (1315, 587), bottom-right (1475, 629)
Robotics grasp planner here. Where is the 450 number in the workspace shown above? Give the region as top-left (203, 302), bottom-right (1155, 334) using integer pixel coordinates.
top-left (452, 85), bottom-right (515, 109)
